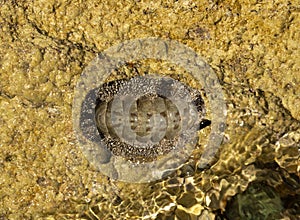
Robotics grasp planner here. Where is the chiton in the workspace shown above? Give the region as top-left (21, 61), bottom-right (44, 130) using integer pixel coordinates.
top-left (94, 76), bottom-right (209, 162)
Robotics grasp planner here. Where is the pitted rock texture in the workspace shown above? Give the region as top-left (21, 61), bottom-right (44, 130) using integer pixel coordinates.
top-left (0, 0), bottom-right (299, 219)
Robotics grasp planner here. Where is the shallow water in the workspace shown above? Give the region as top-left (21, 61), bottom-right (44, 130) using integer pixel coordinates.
top-left (0, 0), bottom-right (299, 219)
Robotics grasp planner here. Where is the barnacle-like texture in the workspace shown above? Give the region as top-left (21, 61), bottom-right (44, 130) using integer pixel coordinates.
top-left (0, 0), bottom-right (299, 219)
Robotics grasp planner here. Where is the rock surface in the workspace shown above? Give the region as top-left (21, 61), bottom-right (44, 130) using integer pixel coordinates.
top-left (0, 0), bottom-right (299, 219)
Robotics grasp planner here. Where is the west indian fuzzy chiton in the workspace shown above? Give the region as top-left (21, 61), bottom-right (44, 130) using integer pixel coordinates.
top-left (94, 76), bottom-right (207, 163)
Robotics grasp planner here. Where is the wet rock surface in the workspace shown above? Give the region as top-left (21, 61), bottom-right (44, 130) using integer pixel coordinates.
top-left (0, 0), bottom-right (299, 219)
